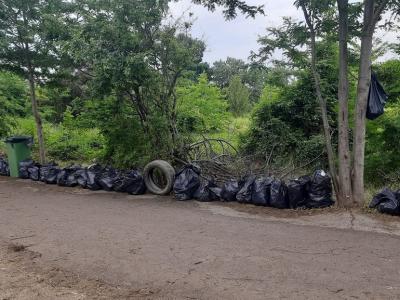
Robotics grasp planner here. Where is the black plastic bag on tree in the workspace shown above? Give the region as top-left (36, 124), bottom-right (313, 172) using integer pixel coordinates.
top-left (0, 157), bottom-right (9, 176)
top-left (220, 179), bottom-right (240, 202)
top-left (270, 179), bottom-right (289, 209)
top-left (114, 170), bottom-right (146, 195)
top-left (40, 163), bottom-right (59, 184)
top-left (75, 169), bottom-right (88, 188)
top-left (57, 166), bottom-right (81, 187)
top-left (252, 177), bottom-right (273, 206)
top-left (236, 175), bottom-right (256, 203)
top-left (28, 163), bottom-right (41, 181)
top-left (369, 188), bottom-right (400, 215)
top-left (19, 159), bottom-right (34, 179)
top-left (307, 170), bottom-right (334, 208)
top-left (193, 179), bottom-right (220, 202)
top-left (367, 72), bottom-right (388, 120)
top-left (287, 175), bottom-right (311, 209)
top-left (86, 164), bottom-right (103, 191)
top-left (173, 165), bottom-right (201, 201)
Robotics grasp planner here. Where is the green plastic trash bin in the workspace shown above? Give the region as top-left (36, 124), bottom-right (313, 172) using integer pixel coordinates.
top-left (4, 136), bottom-right (33, 177)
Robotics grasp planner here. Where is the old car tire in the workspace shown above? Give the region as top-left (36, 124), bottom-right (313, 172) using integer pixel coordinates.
top-left (144, 160), bottom-right (175, 195)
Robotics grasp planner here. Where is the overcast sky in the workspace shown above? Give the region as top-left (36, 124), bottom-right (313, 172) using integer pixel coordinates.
top-left (169, 0), bottom-right (399, 64)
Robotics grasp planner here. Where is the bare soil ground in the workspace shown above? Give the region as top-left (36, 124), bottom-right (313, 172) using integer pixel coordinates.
top-left (1, 176), bottom-right (400, 299)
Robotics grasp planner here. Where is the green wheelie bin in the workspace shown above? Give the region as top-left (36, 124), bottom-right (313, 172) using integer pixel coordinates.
top-left (4, 136), bottom-right (33, 177)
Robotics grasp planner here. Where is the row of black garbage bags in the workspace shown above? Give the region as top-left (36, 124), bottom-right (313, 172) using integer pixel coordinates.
top-left (174, 165), bottom-right (334, 209)
top-left (2, 156), bottom-right (399, 214)
top-left (5, 159), bottom-right (147, 194)
top-left (0, 157), bottom-right (334, 209)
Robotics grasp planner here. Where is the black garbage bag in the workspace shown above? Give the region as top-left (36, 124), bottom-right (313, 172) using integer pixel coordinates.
top-left (98, 167), bottom-right (119, 191)
top-left (0, 157), bottom-right (9, 176)
top-left (369, 188), bottom-right (400, 215)
top-left (220, 179), bottom-right (240, 202)
top-left (287, 175), bottom-right (311, 209)
top-left (252, 176), bottom-right (273, 206)
top-left (237, 175), bottom-right (256, 203)
top-left (307, 170), bottom-right (334, 208)
top-left (367, 72), bottom-right (388, 120)
top-left (270, 179), bottom-right (288, 209)
top-left (114, 170), bottom-right (146, 195)
top-left (75, 168), bottom-right (88, 188)
top-left (40, 163), bottom-right (60, 184)
top-left (57, 165), bottom-right (81, 187)
top-left (28, 163), bottom-right (41, 181)
top-left (86, 164), bottom-right (103, 191)
top-left (193, 179), bottom-right (221, 202)
top-left (173, 164), bottom-right (201, 201)
top-left (19, 159), bottom-right (34, 179)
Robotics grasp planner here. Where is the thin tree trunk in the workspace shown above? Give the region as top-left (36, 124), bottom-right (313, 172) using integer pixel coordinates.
top-left (353, 0), bottom-right (375, 206)
top-left (27, 68), bottom-right (46, 164)
top-left (300, 4), bottom-right (339, 197)
top-left (337, 0), bottom-right (353, 207)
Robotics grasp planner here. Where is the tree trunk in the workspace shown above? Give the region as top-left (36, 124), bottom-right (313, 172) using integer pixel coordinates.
top-left (337, 0), bottom-right (353, 207)
top-left (353, 0), bottom-right (375, 206)
top-left (27, 69), bottom-right (46, 164)
top-left (300, 4), bottom-right (339, 197)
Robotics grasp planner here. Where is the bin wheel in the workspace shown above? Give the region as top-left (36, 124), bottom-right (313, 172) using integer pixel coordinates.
top-left (144, 160), bottom-right (175, 195)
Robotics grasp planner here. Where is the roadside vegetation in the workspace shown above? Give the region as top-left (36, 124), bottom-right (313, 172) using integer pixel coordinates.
top-left (0, 0), bottom-right (399, 206)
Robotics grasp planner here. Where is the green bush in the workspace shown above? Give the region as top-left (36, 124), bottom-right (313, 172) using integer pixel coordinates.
top-left (365, 101), bottom-right (400, 186)
top-left (8, 117), bottom-right (105, 164)
top-left (240, 70), bottom-right (335, 169)
top-left (177, 73), bottom-right (229, 134)
top-left (0, 71), bottom-right (28, 138)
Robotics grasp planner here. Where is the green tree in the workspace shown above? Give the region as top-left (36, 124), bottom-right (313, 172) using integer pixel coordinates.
top-left (255, 0), bottom-right (399, 206)
top-left (177, 73), bottom-right (229, 134)
top-left (226, 75), bottom-right (250, 116)
top-left (211, 57), bottom-right (267, 102)
top-left (0, 71), bottom-right (28, 137)
top-left (65, 0), bottom-right (205, 158)
top-left (0, 0), bottom-right (68, 163)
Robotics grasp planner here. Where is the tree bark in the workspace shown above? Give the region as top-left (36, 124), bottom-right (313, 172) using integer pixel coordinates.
top-left (300, 4), bottom-right (339, 197)
top-left (353, 0), bottom-right (375, 205)
top-left (27, 68), bottom-right (46, 164)
top-left (337, 0), bottom-right (353, 207)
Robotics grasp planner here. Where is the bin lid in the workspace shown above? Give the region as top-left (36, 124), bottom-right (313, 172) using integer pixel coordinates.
top-left (4, 135), bottom-right (33, 144)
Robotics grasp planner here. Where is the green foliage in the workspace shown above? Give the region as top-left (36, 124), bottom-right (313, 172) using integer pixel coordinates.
top-left (365, 101), bottom-right (400, 185)
top-left (374, 59), bottom-right (400, 101)
top-left (211, 57), bottom-right (267, 102)
top-left (258, 84), bottom-right (282, 105)
top-left (241, 69), bottom-right (335, 168)
top-left (10, 117), bottom-right (105, 163)
top-left (190, 0), bottom-right (264, 19)
top-left (65, 0), bottom-right (205, 159)
top-left (177, 73), bottom-right (229, 134)
top-left (0, 71), bottom-right (28, 137)
top-left (0, 0), bottom-right (68, 78)
top-left (226, 75), bottom-right (250, 116)
top-left (71, 96), bottom-right (166, 168)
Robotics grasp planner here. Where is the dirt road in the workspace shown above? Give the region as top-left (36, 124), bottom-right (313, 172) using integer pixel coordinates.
top-left (1, 177), bottom-right (400, 299)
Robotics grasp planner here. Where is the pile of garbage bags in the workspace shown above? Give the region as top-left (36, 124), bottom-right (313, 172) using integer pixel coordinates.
top-left (173, 165), bottom-right (334, 209)
top-left (369, 188), bottom-right (400, 215)
top-left (0, 157), bottom-right (335, 210)
top-left (16, 159), bottom-right (146, 195)
top-left (0, 157), bottom-right (9, 176)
